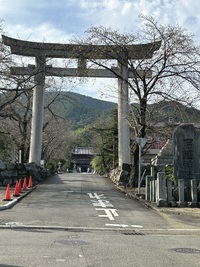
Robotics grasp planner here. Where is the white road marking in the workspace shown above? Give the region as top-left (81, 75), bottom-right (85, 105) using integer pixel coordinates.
top-left (87, 193), bottom-right (106, 199)
top-left (105, 223), bottom-right (144, 228)
top-left (96, 208), bottom-right (119, 220)
top-left (91, 199), bottom-right (113, 208)
top-left (131, 225), bottom-right (143, 228)
top-left (6, 222), bottom-right (24, 226)
top-left (105, 224), bottom-right (129, 228)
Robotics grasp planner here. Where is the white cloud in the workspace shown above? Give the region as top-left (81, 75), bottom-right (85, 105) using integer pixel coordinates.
top-left (73, 0), bottom-right (200, 42)
top-left (1, 0), bottom-right (200, 101)
top-left (74, 78), bottom-right (118, 102)
top-left (3, 22), bottom-right (75, 43)
top-left (1, 0), bottom-right (200, 42)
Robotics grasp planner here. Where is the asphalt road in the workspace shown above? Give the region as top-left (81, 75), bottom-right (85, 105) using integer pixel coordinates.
top-left (0, 173), bottom-right (200, 267)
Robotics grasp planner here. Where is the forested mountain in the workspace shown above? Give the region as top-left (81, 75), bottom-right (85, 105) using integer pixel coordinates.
top-left (46, 91), bottom-right (200, 129)
top-left (46, 91), bottom-right (117, 128)
top-left (148, 100), bottom-right (200, 124)
top-left (1, 89), bottom-right (200, 165)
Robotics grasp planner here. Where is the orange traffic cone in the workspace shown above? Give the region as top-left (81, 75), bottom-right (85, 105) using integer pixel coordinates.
top-left (22, 177), bottom-right (27, 191)
top-left (28, 176), bottom-right (33, 188)
top-left (18, 178), bottom-right (22, 193)
top-left (4, 184), bottom-right (12, 201)
top-left (13, 181), bottom-right (20, 197)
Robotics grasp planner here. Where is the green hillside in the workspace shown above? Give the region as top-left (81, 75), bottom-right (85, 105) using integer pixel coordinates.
top-left (45, 91), bottom-right (200, 129)
top-left (45, 91), bottom-right (117, 128)
top-left (148, 100), bottom-right (200, 124)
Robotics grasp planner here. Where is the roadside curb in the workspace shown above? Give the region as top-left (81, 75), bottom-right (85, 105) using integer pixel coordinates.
top-left (115, 184), bottom-right (159, 211)
top-left (0, 185), bottom-right (37, 210)
top-left (115, 184), bottom-right (200, 218)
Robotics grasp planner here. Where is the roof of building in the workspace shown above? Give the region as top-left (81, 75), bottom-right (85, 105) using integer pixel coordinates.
top-left (72, 147), bottom-right (94, 155)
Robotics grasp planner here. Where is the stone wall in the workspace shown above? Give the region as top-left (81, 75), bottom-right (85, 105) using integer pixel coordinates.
top-left (109, 166), bottom-right (130, 185)
top-left (109, 168), bottom-right (121, 184)
top-left (0, 161), bottom-right (50, 186)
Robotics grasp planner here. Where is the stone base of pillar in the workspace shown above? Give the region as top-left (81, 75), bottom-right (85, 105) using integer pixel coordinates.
top-left (118, 163), bottom-right (131, 185)
top-left (157, 199), bottom-right (169, 207)
top-left (177, 201), bottom-right (187, 207)
top-left (186, 202), bottom-right (199, 208)
top-left (169, 201), bottom-right (177, 207)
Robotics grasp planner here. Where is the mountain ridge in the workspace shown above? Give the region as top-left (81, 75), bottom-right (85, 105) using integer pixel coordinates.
top-left (46, 91), bottom-right (117, 128)
top-left (47, 91), bottom-right (200, 128)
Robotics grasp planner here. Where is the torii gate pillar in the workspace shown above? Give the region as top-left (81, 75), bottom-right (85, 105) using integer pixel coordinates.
top-left (118, 62), bottom-right (131, 173)
top-left (29, 56), bottom-right (46, 164)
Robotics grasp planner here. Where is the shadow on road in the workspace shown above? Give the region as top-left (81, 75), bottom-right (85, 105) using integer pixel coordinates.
top-left (40, 174), bottom-right (65, 185)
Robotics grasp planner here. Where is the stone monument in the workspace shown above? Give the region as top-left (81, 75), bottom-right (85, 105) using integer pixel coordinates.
top-left (173, 124), bottom-right (200, 201)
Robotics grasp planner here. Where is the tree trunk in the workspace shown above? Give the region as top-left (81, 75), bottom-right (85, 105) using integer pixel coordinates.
top-left (129, 144), bottom-right (139, 187)
top-left (129, 96), bottom-right (147, 187)
top-left (140, 97), bottom-right (147, 138)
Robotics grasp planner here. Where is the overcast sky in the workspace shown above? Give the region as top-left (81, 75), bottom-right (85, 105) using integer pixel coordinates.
top-left (1, 0), bottom-right (200, 101)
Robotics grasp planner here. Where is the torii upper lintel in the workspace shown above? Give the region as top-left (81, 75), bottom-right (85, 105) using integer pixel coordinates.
top-left (2, 35), bottom-right (161, 60)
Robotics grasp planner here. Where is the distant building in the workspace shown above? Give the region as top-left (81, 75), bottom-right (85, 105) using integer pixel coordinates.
top-left (150, 139), bottom-right (173, 167)
top-left (142, 139), bottom-right (172, 166)
top-left (71, 147), bottom-right (95, 172)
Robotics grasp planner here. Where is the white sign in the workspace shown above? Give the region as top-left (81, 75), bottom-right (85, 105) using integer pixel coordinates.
top-left (136, 137), bottom-right (147, 148)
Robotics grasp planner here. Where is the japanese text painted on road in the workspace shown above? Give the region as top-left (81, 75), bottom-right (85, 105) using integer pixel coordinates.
top-left (87, 193), bottom-right (119, 221)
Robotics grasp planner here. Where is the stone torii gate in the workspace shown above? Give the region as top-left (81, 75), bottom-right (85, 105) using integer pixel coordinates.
top-left (2, 35), bottom-right (161, 179)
